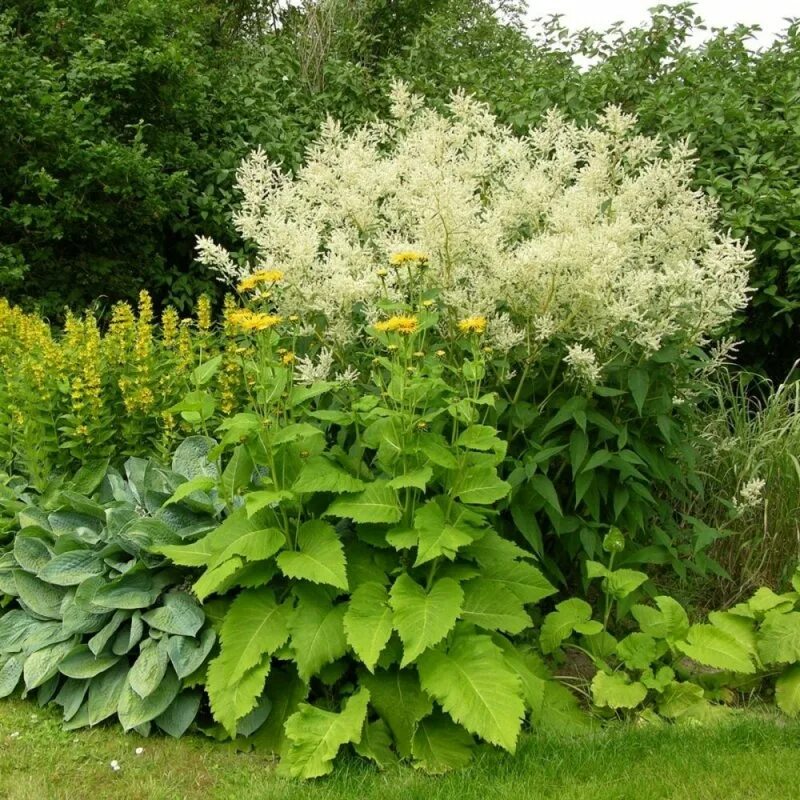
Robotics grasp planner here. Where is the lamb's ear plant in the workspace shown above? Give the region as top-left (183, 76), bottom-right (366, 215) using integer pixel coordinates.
top-left (0, 453), bottom-right (219, 736)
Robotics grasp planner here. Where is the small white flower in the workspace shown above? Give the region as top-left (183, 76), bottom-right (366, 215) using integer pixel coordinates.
top-left (10, 731), bottom-right (20, 739)
top-left (110, 760), bottom-right (121, 772)
top-left (135, 747), bottom-right (144, 756)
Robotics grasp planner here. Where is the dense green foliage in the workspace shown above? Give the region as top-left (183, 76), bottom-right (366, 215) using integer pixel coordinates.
top-left (1, 1), bottom-right (798, 374)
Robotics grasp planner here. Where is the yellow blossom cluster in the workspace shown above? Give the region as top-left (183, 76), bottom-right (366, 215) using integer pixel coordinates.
top-left (374, 315), bottom-right (419, 335)
top-left (227, 308), bottom-right (282, 332)
top-left (237, 269), bottom-right (284, 292)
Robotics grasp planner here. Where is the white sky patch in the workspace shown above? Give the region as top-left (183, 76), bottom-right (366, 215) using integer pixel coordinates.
top-left (526, 0), bottom-right (798, 48)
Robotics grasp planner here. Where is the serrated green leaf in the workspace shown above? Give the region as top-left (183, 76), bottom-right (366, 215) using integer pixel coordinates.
top-left (361, 667), bottom-right (433, 759)
top-left (388, 467), bottom-right (433, 491)
top-left (776, 664), bottom-right (800, 717)
top-left (456, 425), bottom-right (503, 452)
top-left (417, 629), bottom-right (524, 752)
top-left (165, 475), bottom-right (217, 506)
top-left (677, 624), bottom-right (755, 673)
top-left (207, 655), bottom-right (271, 737)
top-left (757, 610), bottom-right (800, 665)
top-left (277, 520), bottom-right (347, 590)
top-left (355, 718), bottom-right (398, 768)
top-left (413, 501), bottom-right (474, 567)
top-left (389, 574), bottom-right (463, 667)
top-left (343, 582), bottom-right (393, 672)
top-left (411, 711), bottom-right (473, 773)
top-left (481, 560), bottom-right (555, 604)
top-left (292, 457), bottom-right (366, 494)
top-left (452, 466), bottom-right (510, 505)
top-left (460, 579), bottom-right (532, 634)
top-left (631, 596), bottom-right (690, 642)
top-left (616, 633), bottom-right (660, 670)
top-left (251, 666), bottom-right (307, 756)
top-left (288, 584), bottom-right (347, 682)
top-left (325, 481), bottom-right (402, 523)
top-left (281, 689), bottom-right (370, 778)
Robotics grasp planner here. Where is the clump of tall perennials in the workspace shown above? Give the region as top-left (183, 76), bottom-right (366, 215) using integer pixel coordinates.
top-left (198, 82), bottom-right (750, 376)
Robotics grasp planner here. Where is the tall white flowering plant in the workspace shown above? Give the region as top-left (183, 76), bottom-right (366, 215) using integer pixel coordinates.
top-left (197, 83), bottom-right (752, 583)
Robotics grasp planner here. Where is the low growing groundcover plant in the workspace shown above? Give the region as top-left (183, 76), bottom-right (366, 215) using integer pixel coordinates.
top-left (1, 87), bottom-right (798, 779)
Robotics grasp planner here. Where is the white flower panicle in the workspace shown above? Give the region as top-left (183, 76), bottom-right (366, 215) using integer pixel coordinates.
top-left (293, 346), bottom-right (334, 386)
top-left (564, 344), bottom-right (602, 386)
top-left (197, 84), bottom-right (751, 357)
top-left (735, 477), bottom-right (766, 511)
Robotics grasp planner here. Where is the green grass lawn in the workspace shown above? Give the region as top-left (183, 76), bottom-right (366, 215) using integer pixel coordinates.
top-left (1, 698), bottom-right (798, 800)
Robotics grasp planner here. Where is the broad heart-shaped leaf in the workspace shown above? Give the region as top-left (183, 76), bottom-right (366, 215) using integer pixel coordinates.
top-left (757, 610), bottom-right (800, 665)
top-left (281, 689), bottom-right (370, 779)
top-left (129, 640), bottom-right (169, 699)
top-left (118, 667), bottom-right (180, 731)
top-left (361, 667), bottom-right (433, 759)
top-left (325, 481), bottom-right (402, 524)
top-left (208, 655), bottom-right (271, 737)
top-left (452, 466), bottom-right (511, 505)
top-left (210, 588), bottom-right (290, 688)
top-left (288, 584), bottom-right (347, 682)
top-left (631, 596), bottom-right (690, 642)
top-left (86, 661), bottom-right (129, 725)
top-left (540, 598), bottom-right (602, 654)
top-left (460, 578), bottom-right (532, 634)
top-left (292, 456), bottom-right (366, 494)
top-left (677, 624), bottom-right (756, 673)
top-left (37, 550), bottom-right (104, 586)
top-left (167, 628), bottom-right (216, 679)
top-left (776, 664), bottom-right (800, 717)
top-left (417, 629), bottom-right (524, 752)
top-left (456, 425), bottom-right (504, 452)
top-left (616, 633), bottom-right (661, 671)
top-left (389, 574), bottom-right (463, 667)
top-left (411, 711), bottom-right (474, 774)
top-left (343, 582), bottom-right (393, 672)
top-left (591, 671), bottom-right (648, 710)
top-left (587, 562), bottom-right (648, 600)
top-left (141, 592), bottom-right (205, 637)
top-left (14, 571), bottom-right (67, 619)
top-left (276, 520), bottom-right (348, 590)
top-left (412, 501), bottom-right (474, 567)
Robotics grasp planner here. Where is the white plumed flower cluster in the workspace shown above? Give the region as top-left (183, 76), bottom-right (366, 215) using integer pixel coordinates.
top-left (198, 83), bottom-right (751, 356)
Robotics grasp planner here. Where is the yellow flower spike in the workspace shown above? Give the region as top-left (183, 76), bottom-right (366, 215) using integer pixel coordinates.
top-left (197, 295), bottom-right (213, 331)
top-left (458, 316), bottom-right (487, 335)
top-left (237, 269), bottom-right (284, 292)
top-left (161, 307), bottom-right (179, 346)
top-left (389, 250), bottom-right (429, 267)
top-left (374, 315), bottom-right (418, 335)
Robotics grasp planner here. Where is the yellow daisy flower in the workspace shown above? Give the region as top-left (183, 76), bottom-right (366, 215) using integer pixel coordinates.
top-left (228, 309), bottom-right (282, 332)
top-left (237, 269), bottom-right (285, 292)
top-left (389, 250), bottom-right (428, 267)
top-left (458, 316), bottom-right (487, 335)
top-left (374, 315), bottom-right (419, 335)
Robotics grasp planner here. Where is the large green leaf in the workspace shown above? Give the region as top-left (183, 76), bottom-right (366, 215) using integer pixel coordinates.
top-left (591, 671), bottom-right (648, 710)
top-left (23, 640), bottom-right (74, 689)
top-left (288, 585), bottom-right (347, 682)
top-left (389, 574), bottom-right (463, 666)
top-left (129, 640), bottom-right (169, 699)
top-left (677, 624), bottom-right (755, 673)
top-left (631, 596), bottom-right (690, 642)
top-left (281, 689), bottom-right (370, 779)
top-left (141, 592), bottom-right (205, 637)
top-left (540, 598), bottom-right (602, 654)
top-left (292, 457), bottom-right (366, 494)
top-left (417, 630), bottom-right (524, 752)
top-left (277, 520), bottom-right (347, 590)
top-left (58, 645), bottom-right (120, 680)
top-left (155, 691), bottom-right (202, 738)
top-left (480, 560), bottom-right (556, 604)
top-left (411, 711), bottom-right (474, 774)
top-left (118, 668), bottom-right (180, 731)
top-left (14, 571), bottom-right (67, 619)
top-left (166, 628), bottom-right (216, 680)
top-left (775, 664), bottom-right (800, 717)
top-left (757, 611), bottom-right (800, 665)
top-left (343, 582), bottom-right (393, 672)
top-left (37, 550), bottom-right (105, 587)
top-left (361, 667), bottom-right (433, 759)
top-left (208, 656), bottom-right (272, 737)
top-left (452, 466), bottom-right (510, 505)
top-left (251, 666), bottom-right (308, 756)
top-left (460, 579), bottom-right (532, 634)
top-left (413, 501), bottom-right (474, 567)
top-left (86, 661), bottom-right (129, 726)
top-left (325, 481), bottom-right (402, 523)
top-left (0, 656), bottom-right (23, 698)
top-left (354, 718), bottom-right (397, 768)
